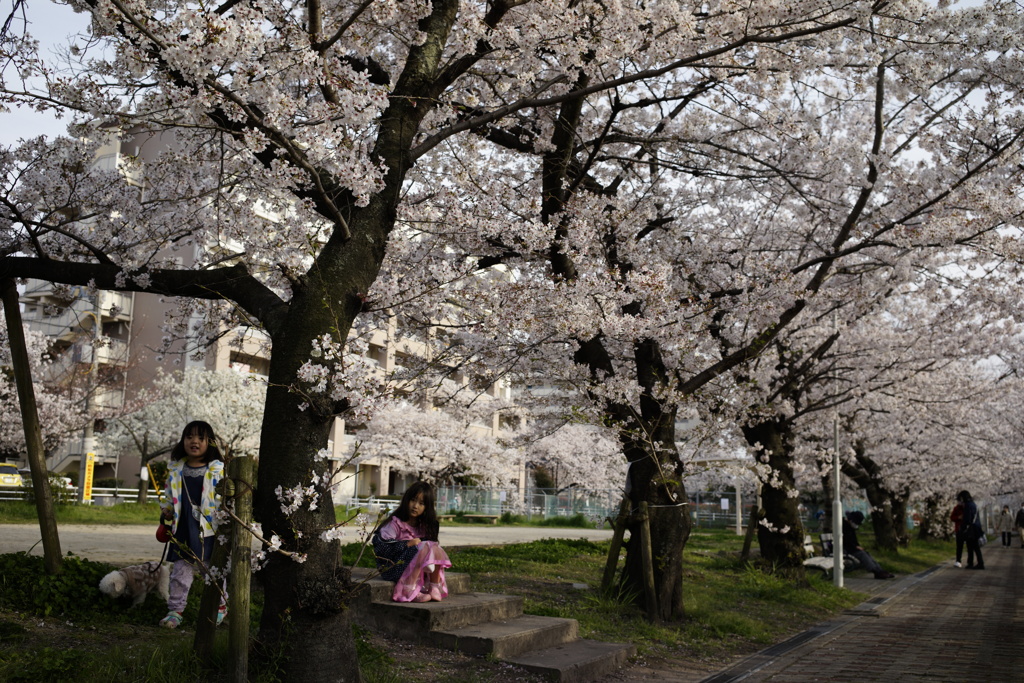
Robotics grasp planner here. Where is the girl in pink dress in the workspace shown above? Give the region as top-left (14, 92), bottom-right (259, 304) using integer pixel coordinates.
top-left (372, 481), bottom-right (452, 602)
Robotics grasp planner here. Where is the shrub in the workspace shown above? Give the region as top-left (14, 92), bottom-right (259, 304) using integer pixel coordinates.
top-left (21, 474), bottom-right (75, 506)
top-left (536, 513), bottom-right (594, 528)
top-left (0, 553), bottom-right (171, 623)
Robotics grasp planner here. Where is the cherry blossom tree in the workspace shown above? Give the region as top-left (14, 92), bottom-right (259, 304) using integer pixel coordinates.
top-left (0, 317), bottom-right (86, 461)
top-left (100, 366), bottom-right (267, 463)
top-left (527, 423), bottom-right (626, 492)
top-left (3, 0), bottom-right (1024, 670)
top-left (743, 265), bottom-right (1024, 559)
top-left (375, 1), bottom-right (1024, 605)
top-left (354, 400), bottom-right (519, 485)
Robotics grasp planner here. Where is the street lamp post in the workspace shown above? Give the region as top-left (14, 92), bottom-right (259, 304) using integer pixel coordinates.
top-left (832, 412), bottom-right (843, 587)
top-left (831, 310), bottom-right (843, 587)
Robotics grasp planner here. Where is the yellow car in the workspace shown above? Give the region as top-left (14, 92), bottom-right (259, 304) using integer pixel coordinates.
top-left (0, 463), bottom-right (24, 487)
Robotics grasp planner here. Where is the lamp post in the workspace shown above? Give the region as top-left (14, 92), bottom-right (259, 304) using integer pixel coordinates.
top-left (832, 410), bottom-right (844, 587)
top-left (831, 310), bottom-right (843, 587)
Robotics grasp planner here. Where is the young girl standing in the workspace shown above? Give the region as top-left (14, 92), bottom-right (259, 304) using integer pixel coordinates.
top-left (158, 420), bottom-right (227, 628)
top-left (372, 481), bottom-right (452, 602)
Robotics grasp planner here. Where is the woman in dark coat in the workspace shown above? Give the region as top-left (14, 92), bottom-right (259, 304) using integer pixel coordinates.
top-left (957, 490), bottom-right (984, 570)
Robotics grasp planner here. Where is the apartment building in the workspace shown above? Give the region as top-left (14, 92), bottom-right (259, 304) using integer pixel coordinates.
top-left (15, 125), bottom-right (516, 500)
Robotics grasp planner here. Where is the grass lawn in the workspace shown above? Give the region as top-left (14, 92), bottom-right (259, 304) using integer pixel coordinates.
top-left (0, 502), bottom-right (953, 681)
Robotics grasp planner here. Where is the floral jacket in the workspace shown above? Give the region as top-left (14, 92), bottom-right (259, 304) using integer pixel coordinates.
top-left (160, 459), bottom-right (225, 538)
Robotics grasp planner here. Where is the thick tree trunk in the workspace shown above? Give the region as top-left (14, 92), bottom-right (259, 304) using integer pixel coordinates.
top-left (253, 327), bottom-right (364, 680)
top-left (618, 438), bottom-right (689, 621)
top-left (841, 445), bottom-right (902, 551)
top-left (742, 420), bottom-right (806, 572)
top-left (250, 202), bottom-right (393, 679)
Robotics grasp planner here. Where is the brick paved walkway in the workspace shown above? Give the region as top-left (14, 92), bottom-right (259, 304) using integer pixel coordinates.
top-left (702, 543), bottom-right (1024, 682)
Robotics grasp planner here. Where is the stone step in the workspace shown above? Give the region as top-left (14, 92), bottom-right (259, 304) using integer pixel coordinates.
top-left (503, 639), bottom-right (637, 683)
top-left (350, 567), bottom-right (472, 603)
top-left (432, 614), bottom-right (579, 658)
top-left (355, 591), bottom-right (524, 643)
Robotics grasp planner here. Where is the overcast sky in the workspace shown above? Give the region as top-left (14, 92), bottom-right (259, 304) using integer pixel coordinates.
top-left (1, 0), bottom-right (88, 146)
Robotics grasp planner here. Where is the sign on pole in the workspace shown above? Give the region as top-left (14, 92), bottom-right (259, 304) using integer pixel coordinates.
top-left (82, 452), bottom-right (96, 501)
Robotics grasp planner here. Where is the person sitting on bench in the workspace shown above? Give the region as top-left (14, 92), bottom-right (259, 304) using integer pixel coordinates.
top-left (842, 511), bottom-right (895, 580)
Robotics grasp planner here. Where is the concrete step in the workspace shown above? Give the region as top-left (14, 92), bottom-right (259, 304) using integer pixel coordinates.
top-left (355, 591), bottom-right (524, 643)
top-left (432, 614), bottom-right (579, 658)
top-left (503, 639), bottom-right (637, 683)
top-left (350, 567), bottom-right (472, 603)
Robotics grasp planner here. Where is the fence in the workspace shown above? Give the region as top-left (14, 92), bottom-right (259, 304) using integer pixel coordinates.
top-left (0, 486), bottom-right (143, 505)
top-left (341, 487), bottom-right (759, 528)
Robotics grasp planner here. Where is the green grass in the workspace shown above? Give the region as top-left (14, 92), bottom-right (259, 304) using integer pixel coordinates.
top-left (0, 500), bottom-right (164, 524)
top-left (0, 525), bottom-right (952, 682)
top-left (0, 501), bottom-right (602, 529)
top-left (458, 528), bottom-right (952, 663)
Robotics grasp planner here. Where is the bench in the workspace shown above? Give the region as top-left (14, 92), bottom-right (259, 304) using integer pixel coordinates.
top-left (437, 514), bottom-right (457, 522)
top-left (802, 533), bottom-right (861, 575)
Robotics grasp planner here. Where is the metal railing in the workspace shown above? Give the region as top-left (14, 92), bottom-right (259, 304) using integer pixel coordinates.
top-left (0, 486), bottom-right (143, 504)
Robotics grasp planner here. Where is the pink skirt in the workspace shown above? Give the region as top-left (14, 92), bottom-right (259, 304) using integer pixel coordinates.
top-left (391, 541), bottom-right (452, 602)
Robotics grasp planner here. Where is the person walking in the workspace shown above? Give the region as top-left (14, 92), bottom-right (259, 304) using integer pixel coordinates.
top-left (951, 501), bottom-right (965, 567)
top-left (995, 504), bottom-right (1014, 547)
top-left (1016, 503), bottom-right (1024, 549)
top-left (957, 490), bottom-right (985, 570)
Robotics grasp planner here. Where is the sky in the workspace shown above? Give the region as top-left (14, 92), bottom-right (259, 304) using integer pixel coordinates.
top-left (0, 0), bottom-right (89, 146)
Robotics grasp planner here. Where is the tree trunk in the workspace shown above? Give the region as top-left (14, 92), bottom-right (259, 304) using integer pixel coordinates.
top-left (619, 437), bottom-right (689, 621)
top-left (841, 444), bottom-right (901, 551)
top-left (607, 339), bottom-right (690, 621)
top-left (742, 419), bottom-right (806, 572)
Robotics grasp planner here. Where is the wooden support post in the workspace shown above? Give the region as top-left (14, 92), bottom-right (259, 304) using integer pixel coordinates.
top-left (740, 506), bottom-right (761, 561)
top-left (228, 456), bottom-right (254, 683)
top-left (639, 502), bottom-right (659, 623)
top-left (1, 278), bottom-right (61, 574)
top-left (600, 497), bottom-right (631, 595)
top-left (194, 457), bottom-right (242, 664)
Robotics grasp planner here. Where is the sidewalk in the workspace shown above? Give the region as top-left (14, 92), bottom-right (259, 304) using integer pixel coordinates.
top-left (700, 542), bottom-right (1024, 682)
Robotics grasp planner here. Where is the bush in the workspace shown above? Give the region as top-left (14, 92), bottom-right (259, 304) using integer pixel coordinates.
top-left (94, 478), bottom-right (124, 489)
top-left (536, 513), bottom-right (595, 528)
top-left (21, 474), bottom-right (76, 506)
top-left (0, 553), bottom-right (170, 623)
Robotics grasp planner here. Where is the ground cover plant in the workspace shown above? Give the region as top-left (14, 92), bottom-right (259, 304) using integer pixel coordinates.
top-left (0, 523), bottom-right (953, 682)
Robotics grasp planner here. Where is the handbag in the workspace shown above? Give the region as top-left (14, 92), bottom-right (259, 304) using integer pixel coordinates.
top-left (977, 530), bottom-right (987, 547)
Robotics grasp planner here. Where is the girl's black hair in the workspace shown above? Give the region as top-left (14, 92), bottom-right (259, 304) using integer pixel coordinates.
top-left (393, 481), bottom-right (439, 541)
top-left (170, 420), bottom-right (223, 463)
top-left (957, 490), bottom-right (972, 503)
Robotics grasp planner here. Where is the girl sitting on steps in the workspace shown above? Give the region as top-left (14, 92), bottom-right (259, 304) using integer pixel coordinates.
top-left (372, 481), bottom-right (452, 602)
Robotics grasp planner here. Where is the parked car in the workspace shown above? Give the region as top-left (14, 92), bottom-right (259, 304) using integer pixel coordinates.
top-left (16, 468), bottom-right (74, 489)
top-left (0, 464), bottom-right (23, 488)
